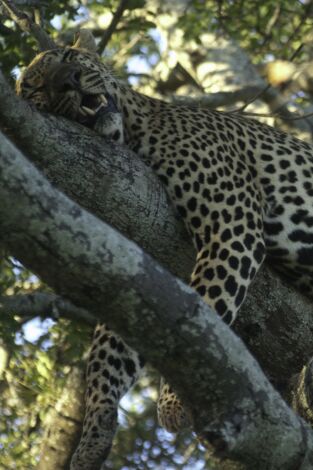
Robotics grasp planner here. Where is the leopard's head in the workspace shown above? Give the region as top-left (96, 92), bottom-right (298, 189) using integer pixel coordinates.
top-left (16, 30), bottom-right (121, 136)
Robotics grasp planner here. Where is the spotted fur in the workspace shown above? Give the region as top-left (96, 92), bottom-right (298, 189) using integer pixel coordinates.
top-left (17, 32), bottom-right (313, 469)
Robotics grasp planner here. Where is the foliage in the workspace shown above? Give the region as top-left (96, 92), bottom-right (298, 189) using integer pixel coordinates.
top-left (1, 0), bottom-right (313, 468)
top-left (0, 258), bottom-right (91, 469)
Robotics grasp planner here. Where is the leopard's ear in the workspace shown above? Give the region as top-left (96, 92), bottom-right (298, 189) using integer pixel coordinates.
top-left (73, 29), bottom-right (97, 52)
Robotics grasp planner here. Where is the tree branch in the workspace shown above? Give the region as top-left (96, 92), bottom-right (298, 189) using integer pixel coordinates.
top-left (1, 128), bottom-right (313, 469)
top-left (173, 85), bottom-right (313, 135)
top-left (5, 0), bottom-right (45, 5)
top-left (0, 0), bottom-right (55, 50)
top-left (0, 292), bottom-right (96, 325)
top-left (97, 0), bottom-right (129, 55)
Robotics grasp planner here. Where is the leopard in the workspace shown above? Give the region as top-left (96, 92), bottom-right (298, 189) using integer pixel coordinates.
top-left (16, 29), bottom-right (313, 470)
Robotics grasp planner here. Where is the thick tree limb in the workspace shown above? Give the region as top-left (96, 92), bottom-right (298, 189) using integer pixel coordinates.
top-left (1, 70), bottom-right (313, 389)
top-left (1, 129), bottom-right (313, 469)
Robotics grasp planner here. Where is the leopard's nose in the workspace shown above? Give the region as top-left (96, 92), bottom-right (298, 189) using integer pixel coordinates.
top-left (64, 69), bottom-right (81, 89)
top-left (55, 68), bottom-right (81, 91)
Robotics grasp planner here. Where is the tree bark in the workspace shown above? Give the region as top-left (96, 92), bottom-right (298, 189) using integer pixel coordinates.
top-left (1, 128), bottom-right (313, 469)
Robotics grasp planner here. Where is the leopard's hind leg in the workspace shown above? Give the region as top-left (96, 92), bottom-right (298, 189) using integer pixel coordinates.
top-left (158, 192), bottom-right (266, 432)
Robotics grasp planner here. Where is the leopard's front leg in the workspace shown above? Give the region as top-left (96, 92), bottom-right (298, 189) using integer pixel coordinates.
top-left (70, 324), bottom-right (144, 470)
top-left (70, 97), bottom-right (131, 470)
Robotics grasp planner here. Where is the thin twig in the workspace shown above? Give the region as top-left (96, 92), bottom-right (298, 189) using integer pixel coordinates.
top-left (173, 86), bottom-right (311, 134)
top-left (97, 0), bottom-right (129, 55)
top-left (181, 441), bottom-right (197, 465)
top-left (260, 4), bottom-right (281, 50)
top-left (236, 108), bottom-right (313, 122)
top-left (289, 42), bottom-right (305, 62)
top-left (234, 40), bottom-right (306, 114)
top-left (234, 7), bottom-right (309, 114)
top-left (34, 7), bottom-right (41, 26)
top-left (0, 0), bottom-right (55, 50)
top-left (231, 83), bottom-right (273, 113)
top-left (265, 4), bottom-right (281, 37)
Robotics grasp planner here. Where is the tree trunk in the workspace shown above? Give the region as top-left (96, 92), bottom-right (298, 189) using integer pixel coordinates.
top-left (37, 366), bottom-right (86, 470)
